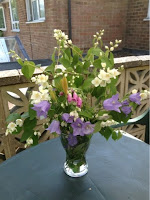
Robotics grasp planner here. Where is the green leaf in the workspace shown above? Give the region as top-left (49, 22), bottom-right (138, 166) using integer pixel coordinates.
top-left (63, 48), bottom-right (71, 60)
top-left (79, 110), bottom-right (93, 119)
top-left (101, 57), bottom-right (112, 68)
top-left (32, 135), bottom-right (39, 146)
top-left (21, 130), bottom-right (34, 142)
top-left (12, 126), bottom-right (22, 135)
top-left (45, 63), bottom-right (55, 75)
top-left (21, 61), bottom-right (35, 79)
top-left (109, 52), bottom-right (114, 66)
top-left (71, 55), bottom-right (79, 67)
top-left (17, 58), bottom-right (24, 67)
top-left (91, 86), bottom-right (105, 98)
top-left (21, 112), bottom-right (29, 119)
top-left (117, 131), bottom-right (122, 140)
top-left (36, 64), bottom-right (41, 68)
top-left (6, 113), bottom-right (21, 123)
top-left (59, 57), bottom-right (70, 68)
top-left (93, 121), bottom-right (101, 133)
top-left (51, 49), bottom-right (56, 62)
top-left (72, 45), bottom-right (83, 56)
top-left (83, 61), bottom-right (90, 71)
top-left (21, 117), bottom-right (37, 142)
top-left (74, 76), bottom-right (83, 88)
top-left (48, 109), bottom-right (55, 118)
top-left (101, 127), bottom-right (113, 140)
top-left (82, 78), bottom-right (93, 91)
top-left (29, 105), bottom-right (36, 120)
top-left (112, 131), bottom-right (118, 140)
top-left (93, 59), bottom-right (101, 69)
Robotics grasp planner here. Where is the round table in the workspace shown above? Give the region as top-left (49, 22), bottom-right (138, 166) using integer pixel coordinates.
top-left (0, 133), bottom-right (149, 200)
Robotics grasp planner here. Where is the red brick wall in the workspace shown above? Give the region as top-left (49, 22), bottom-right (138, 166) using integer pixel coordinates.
top-left (71, 0), bottom-right (128, 51)
top-left (3, 0), bottom-right (68, 59)
top-left (125, 0), bottom-right (149, 50)
top-left (2, 0), bottom-right (149, 59)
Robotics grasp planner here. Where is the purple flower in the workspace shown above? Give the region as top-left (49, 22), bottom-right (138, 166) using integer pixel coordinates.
top-left (82, 122), bottom-right (95, 135)
top-left (129, 93), bottom-right (141, 105)
top-left (67, 134), bottom-right (78, 146)
top-left (121, 106), bottom-right (132, 116)
top-left (62, 113), bottom-right (74, 123)
top-left (122, 100), bottom-right (129, 106)
top-left (46, 120), bottom-right (61, 135)
top-left (32, 101), bottom-right (50, 118)
top-left (103, 94), bottom-right (122, 113)
top-left (71, 118), bottom-right (84, 136)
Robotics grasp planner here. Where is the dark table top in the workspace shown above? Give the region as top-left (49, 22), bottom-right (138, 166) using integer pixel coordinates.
top-left (0, 133), bottom-right (149, 200)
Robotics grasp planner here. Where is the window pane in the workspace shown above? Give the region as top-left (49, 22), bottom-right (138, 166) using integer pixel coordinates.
top-left (0, 8), bottom-right (5, 29)
top-left (39, 0), bottom-right (45, 18)
top-left (10, 0), bottom-right (19, 21)
top-left (32, 0), bottom-right (38, 20)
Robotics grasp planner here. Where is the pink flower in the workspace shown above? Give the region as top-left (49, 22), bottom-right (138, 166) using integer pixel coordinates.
top-left (59, 92), bottom-right (64, 96)
top-left (77, 97), bottom-right (82, 108)
top-left (72, 92), bottom-right (78, 102)
top-left (67, 93), bottom-right (72, 103)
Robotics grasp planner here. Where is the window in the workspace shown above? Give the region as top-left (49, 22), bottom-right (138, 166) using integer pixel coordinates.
top-left (26, 0), bottom-right (45, 22)
top-left (147, 0), bottom-right (150, 19)
top-left (144, 0), bottom-right (150, 20)
top-left (0, 7), bottom-right (6, 31)
top-left (9, 0), bottom-right (19, 31)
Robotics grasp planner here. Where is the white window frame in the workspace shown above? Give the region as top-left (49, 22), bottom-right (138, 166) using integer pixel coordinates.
top-left (0, 6), bottom-right (6, 31)
top-left (9, 0), bottom-right (20, 32)
top-left (25, 0), bottom-right (45, 22)
top-left (144, 0), bottom-right (150, 21)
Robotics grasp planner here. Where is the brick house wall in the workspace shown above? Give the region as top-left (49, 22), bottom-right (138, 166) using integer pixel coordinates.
top-left (125, 0), bottom-right (149, 50)
top-left (1, 0), bottom-right (149, 60)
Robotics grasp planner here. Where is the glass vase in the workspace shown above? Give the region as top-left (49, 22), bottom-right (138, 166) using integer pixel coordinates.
top-left (60, 133), bottom-right (92, 178)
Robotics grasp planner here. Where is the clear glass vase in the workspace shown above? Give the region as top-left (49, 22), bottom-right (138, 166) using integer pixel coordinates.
top-left (60, 133), bottom-right (92, 178)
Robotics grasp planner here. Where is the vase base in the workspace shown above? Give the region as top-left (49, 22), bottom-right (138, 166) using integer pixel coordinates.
top-left (64, 162), bottom-right (88, 178)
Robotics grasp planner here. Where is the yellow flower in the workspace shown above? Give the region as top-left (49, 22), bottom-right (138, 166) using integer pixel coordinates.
top-left (61, 77), bottom-right (68, 95)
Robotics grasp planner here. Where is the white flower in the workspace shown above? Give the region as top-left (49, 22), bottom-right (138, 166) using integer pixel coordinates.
top-left (140, 93), bottom-right (147, 100)
top-left (31, 77), bottom-right (36, 82)
top-left (41, 92), bottom-right (50, 101)
top-left (101, 62), bottom-right (106, 68)
top-left (61, 103), bottom-right (64, 108)
top-left (37, 74), bottom-right (48, 84)
top-left (91, 77), bottom-right (101, 87)
top-left (105, 46), bottom-right (109, 49)
top-left (107, 68), bottom-right (120, 79)
top-left (81, 117), bottom-right (84, 122)
top-left (68, 40), bottom-right (72, 45)
top-left (132, 89), bottom-right (138, 94)
top-left (25, 138), bottom-right (33, 148)
top-left (98, 70), bottom-right (111, 81)
top-left (7, 122), bottom-right (17, 132)
top-left (99, 80), bottom-right (107, 87)
top-left (70, 110), bottom-right (79, 119)
top-left (61, 121), bottom-right (67, 127)
top-left (100, 52), bottom-right (103, 56)
top-left (110, 47), bottom-right (114, 51)
top-left (34, 131), bottom-right (41, 136)
top-left (31, 91), bottom-right (42, 102)
top-left (110, 41), bottom-right (113, 46)
top-left (16, 119), bottom-right (23, 127)
top-left (5, 129), bottom-right (9, 136)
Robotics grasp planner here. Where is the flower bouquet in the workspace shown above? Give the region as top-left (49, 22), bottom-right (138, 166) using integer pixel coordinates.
top-left (6, 29), bottom-right (149, 177)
